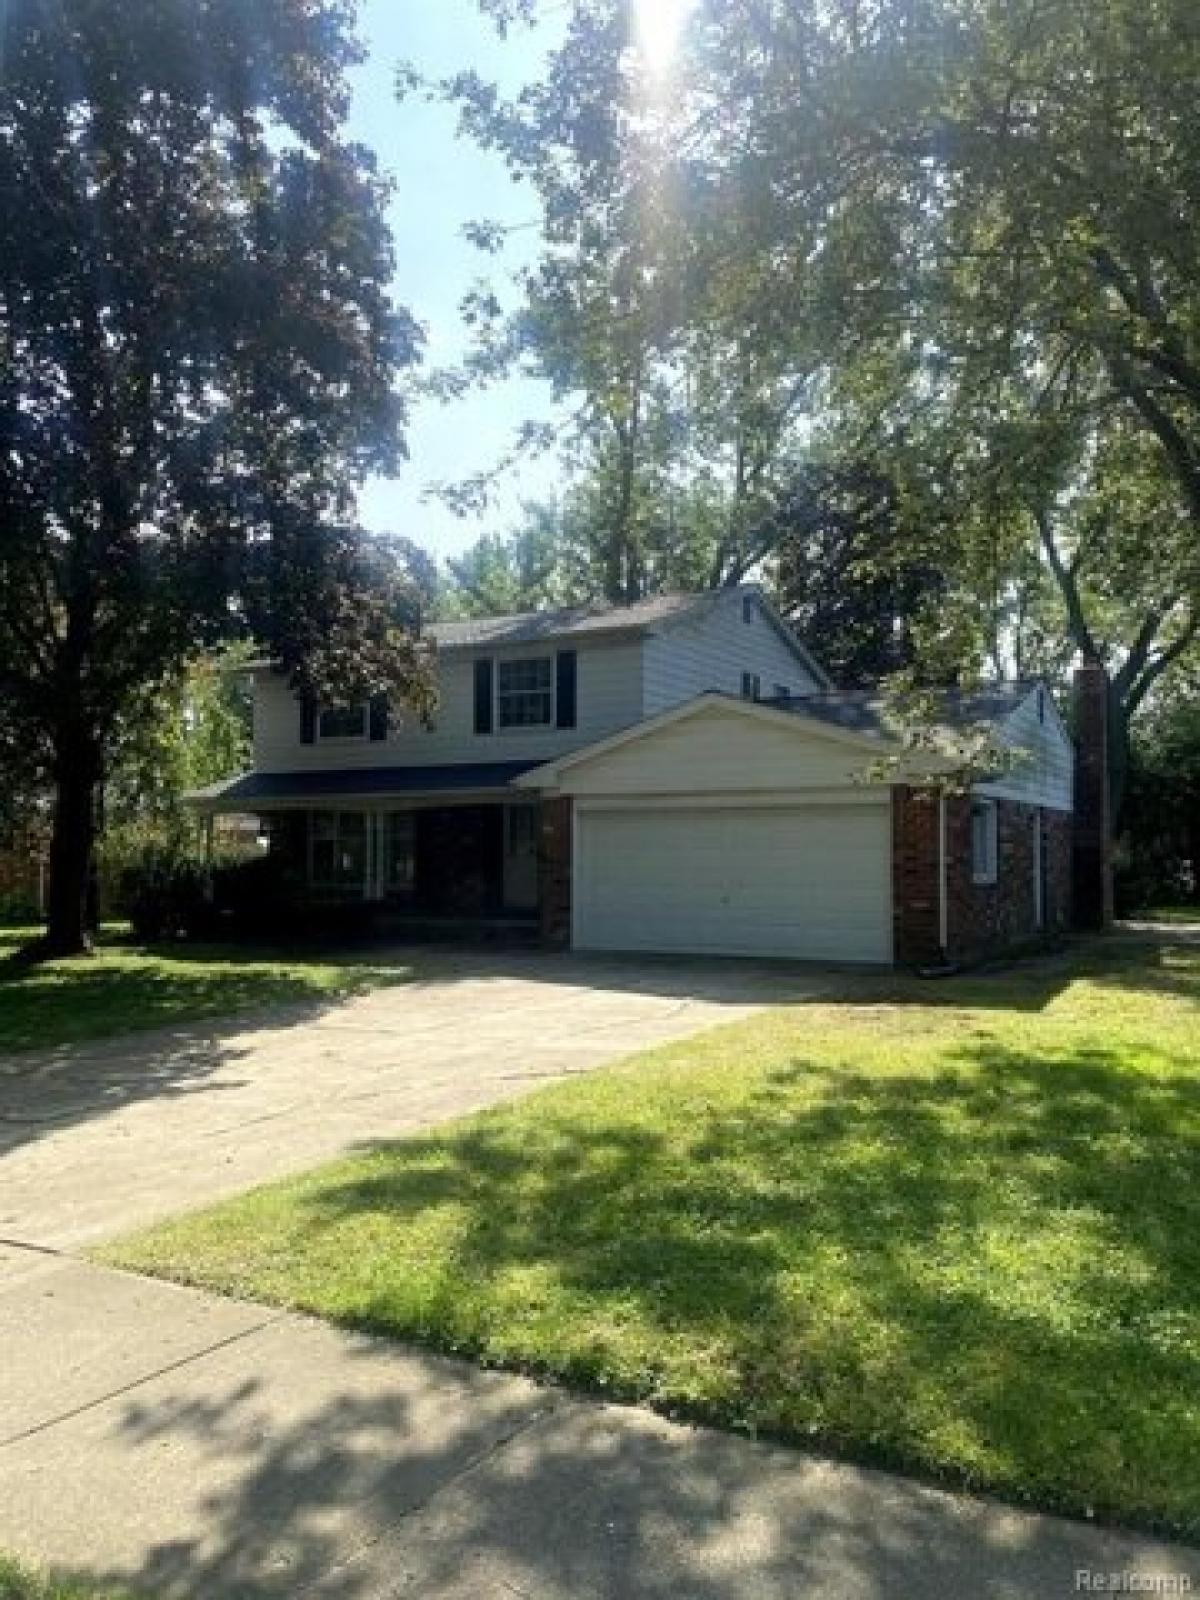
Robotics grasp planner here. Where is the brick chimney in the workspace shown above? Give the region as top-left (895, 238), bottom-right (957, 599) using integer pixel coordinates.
top-left (1072, 657), bottom-right (1114, 929)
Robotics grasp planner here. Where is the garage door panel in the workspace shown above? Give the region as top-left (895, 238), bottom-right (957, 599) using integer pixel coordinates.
top-left (575, 804), bottom-right (891, 963)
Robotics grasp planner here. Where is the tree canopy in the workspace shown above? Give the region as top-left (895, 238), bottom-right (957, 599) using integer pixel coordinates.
top-left (0, 0), bottom-right (428, 953)
top-left (438, 0), bottom-right (1199, 814)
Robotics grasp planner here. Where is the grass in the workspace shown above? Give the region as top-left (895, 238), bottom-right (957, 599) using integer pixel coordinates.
top-left (0, 925), bottom-right (410, 1055)
top-left (104, 937), bottom-right (1200, 1538)
top-left (1132, 905), bottom-right (1200, 925)
top-left (0, 1555), bottom-right (143, 1600)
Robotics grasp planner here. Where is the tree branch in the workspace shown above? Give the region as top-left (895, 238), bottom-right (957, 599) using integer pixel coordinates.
top-left (1035, 507), bottom-right (1100, 661)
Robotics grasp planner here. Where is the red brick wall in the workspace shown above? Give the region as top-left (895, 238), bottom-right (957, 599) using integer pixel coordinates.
top-left (893, 786), bottom-right (1073, 967)
top-left (538, 797), bottom-right (572, 949)
top-left (892, 788), bottom-right (942, 967)
top-left (1072, 660), bottom-right (1114, 928)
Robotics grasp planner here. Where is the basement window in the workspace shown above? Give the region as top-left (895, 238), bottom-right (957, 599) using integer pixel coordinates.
top-left (970, 799), bottom-right (999, 886)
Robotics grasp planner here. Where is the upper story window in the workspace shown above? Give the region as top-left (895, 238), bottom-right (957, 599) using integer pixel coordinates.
top-left (318, 703), bottom-right (369, 741)
top-left (970, 798), bottom-right (999, 885)
top-left (742, 595), bottom-right (756, 625)
top-left (497, 657), bottom-right (553, 729)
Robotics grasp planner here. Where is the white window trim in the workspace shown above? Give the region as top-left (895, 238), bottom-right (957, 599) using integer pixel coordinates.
top-left (495, 655), bottom-right (555, 732)
top-left (971, 798), bottom-right (999, 886)
top-left (316, 702), bottom-right (370, 743)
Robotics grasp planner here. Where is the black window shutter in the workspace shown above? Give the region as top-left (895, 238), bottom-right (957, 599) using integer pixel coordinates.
top-left (300, 692), bottom-right (317, 744)
top-left (369, 693), bottom-right (389, 742)
top-left (474, 658), bottom-right (494, 734)
top-left (556, 650), bottom-right (577, 729)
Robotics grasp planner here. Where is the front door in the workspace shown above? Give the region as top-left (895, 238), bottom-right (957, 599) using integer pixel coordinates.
top-left (503, 804), bottom-right (539, 912)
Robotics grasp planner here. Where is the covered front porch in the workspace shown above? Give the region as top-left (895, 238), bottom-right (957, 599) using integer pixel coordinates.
top-left (192, 762), bottom-right (551, 938)
top-left (264, 801), bottom-right (541, 922)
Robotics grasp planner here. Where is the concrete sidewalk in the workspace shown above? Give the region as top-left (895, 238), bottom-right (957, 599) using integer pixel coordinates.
top-left (2, 1248), bottom-right (1197, 1600)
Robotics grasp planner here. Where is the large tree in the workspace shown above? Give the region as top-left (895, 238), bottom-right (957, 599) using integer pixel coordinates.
top-left (451, 0), bottom-right (1200, 815)
top-left (0, 0), bottom-right (428, 955)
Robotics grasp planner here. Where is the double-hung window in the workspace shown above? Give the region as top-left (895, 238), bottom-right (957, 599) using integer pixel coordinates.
top-left (497, 657), bottom-right (553, 729)
top-left (970, 799), bottom-right (999, 885)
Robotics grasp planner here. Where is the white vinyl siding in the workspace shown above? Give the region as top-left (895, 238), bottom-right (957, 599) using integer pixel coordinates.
top-left (251, 637), bottom-right (644, 773)
top-left (548, 703), bottom-right (881, 799)
top-left (574, 802), bottom-right (892, 963)
top-left (976, 687), bottom-right (1074, 812)
top-left (643, 589), bottom-right (820, 715)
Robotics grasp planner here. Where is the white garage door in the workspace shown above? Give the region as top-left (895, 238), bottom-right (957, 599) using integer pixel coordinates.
top-left (574, 803), bottom-right (892, 963)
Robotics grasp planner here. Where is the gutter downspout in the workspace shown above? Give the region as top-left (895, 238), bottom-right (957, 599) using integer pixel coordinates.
top-left (937, 790), bottom-right (949, 960)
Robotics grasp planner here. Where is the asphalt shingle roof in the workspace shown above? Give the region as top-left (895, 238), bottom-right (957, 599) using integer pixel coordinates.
top-left (193, 761), bottom-right (542, 808)
top-left (426, 592), bottom-right (709, 649)
top-left (764, 683), bottom-right (1038, 739)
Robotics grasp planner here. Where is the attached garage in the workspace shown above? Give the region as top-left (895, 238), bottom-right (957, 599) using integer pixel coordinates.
top-left (574, 800), bottom-right (892, 962)
top-left (519, 694), bottom-right (902, 965)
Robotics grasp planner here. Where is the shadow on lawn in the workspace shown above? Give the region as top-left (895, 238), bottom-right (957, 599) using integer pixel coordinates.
top-left (271, 1024), bottom-right (1200, 1539)
top-left (75, 1026), bottom-right (1200, 1598)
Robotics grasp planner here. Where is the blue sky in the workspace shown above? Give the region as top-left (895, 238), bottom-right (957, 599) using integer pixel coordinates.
top-left (347, 0), bottom-right (562, 562)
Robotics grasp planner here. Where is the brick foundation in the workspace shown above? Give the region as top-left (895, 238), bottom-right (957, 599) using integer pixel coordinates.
top-left (893, 787), bottom-right (1072, 968)
top-left (538, 796), bottom-right (572, 949)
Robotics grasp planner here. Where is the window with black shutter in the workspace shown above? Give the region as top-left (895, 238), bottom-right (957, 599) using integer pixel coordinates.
top-left (555, 650), bottom-right (577, 729)
top-left (474, 657), bottom-right (494, 734)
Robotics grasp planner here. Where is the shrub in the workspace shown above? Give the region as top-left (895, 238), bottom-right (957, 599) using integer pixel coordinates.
top-left (117, 844), bottom-right (211, 942)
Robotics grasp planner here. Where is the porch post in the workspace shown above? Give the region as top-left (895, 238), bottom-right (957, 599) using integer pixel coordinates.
top-left (203, 814), bottom-right (215, 903)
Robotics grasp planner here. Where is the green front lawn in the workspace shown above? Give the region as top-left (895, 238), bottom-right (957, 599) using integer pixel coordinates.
top-left (0, 926), bottom-right (409, 1055)
top-left (105, 938), bottom-right (1200, 1537)
top-left (0, 1555), bottom-right (143, 1600)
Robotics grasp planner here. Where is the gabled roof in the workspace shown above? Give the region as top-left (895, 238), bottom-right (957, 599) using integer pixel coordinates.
top-left (514, 682), bottom-right (1045, 792)
top-left (239, 585), bottom-right (831, 687)
top-left (426, 591), bottom-right (706, 648)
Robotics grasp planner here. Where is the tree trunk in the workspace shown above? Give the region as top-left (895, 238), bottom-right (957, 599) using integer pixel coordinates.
top-left (42, 736), bottom-right (102, 958)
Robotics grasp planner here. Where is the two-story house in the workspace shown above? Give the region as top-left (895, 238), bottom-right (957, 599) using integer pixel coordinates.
top-left (194, 584), bottom-right (1084, 966)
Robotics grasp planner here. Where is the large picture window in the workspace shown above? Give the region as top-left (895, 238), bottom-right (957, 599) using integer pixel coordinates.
top-left (317, 704), bottom-right (368, 741)
top-left (497, 657), bottom-right (553, 729)
top-left (310, 811), bottom-right (368, 891)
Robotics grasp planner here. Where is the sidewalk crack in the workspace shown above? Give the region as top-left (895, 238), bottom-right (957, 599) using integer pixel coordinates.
top-left (0, 1309), bottom-right (286, 1449)
top-left (293, 1397), bottom-right (562, 1597)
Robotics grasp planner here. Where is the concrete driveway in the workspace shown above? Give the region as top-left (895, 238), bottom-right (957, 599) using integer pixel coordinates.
top-left (2, 942), bottom-right (1197, 1598)
top-left (0, 948), bottom-right (803, 1252)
